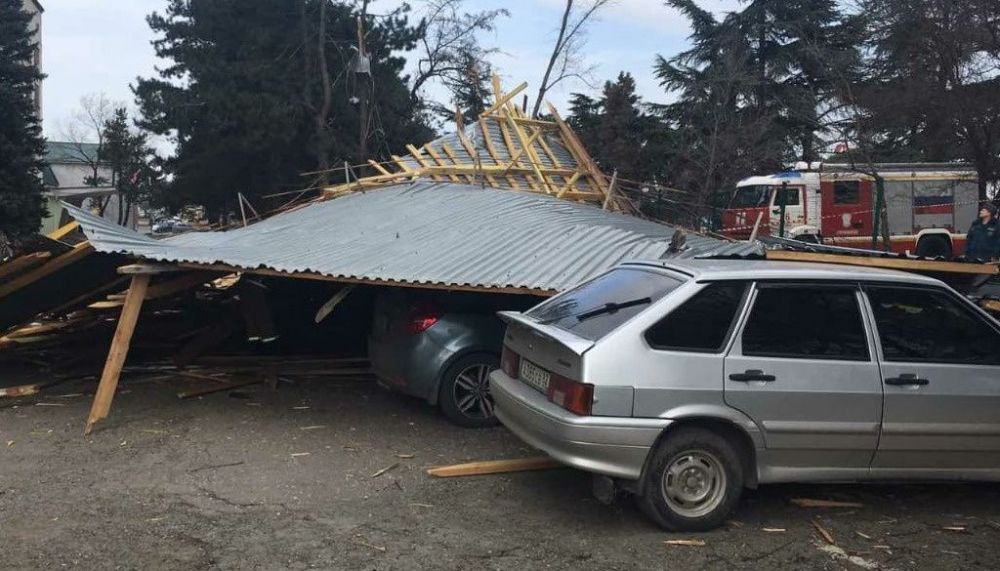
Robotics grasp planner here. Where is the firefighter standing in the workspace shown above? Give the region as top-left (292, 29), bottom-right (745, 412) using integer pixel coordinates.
top-left (965, 203), bottom-right (1000, 261)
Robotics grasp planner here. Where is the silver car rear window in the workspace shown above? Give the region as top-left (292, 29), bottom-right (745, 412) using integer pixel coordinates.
top-left (526, 268), bottom-right (683, 340)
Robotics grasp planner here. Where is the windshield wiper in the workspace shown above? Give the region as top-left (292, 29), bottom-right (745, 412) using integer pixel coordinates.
top-left (575, 297), bottom-right (652, 322)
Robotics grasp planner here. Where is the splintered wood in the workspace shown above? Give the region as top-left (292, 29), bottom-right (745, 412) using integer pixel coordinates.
top-left (427, 457), bottom-right (563, 478)
top-left (320, 76), bottom-right (619, 210)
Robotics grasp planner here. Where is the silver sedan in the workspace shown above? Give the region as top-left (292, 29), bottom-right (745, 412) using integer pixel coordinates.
top-left (491, 259), bottom-right (1000, 531)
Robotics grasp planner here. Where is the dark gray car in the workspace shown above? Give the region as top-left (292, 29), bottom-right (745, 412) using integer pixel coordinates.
top-left (369, 289), bottom-right (540, 427)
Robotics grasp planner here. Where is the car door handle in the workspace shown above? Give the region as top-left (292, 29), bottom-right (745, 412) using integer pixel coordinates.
top-left (885, 374), bottom-right (930, 386)
top-left (729, 369), bottom-right (776, 382)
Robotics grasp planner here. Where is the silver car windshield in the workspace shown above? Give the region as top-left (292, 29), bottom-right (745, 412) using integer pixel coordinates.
top-left (526, 268), bottom-right (683, 340)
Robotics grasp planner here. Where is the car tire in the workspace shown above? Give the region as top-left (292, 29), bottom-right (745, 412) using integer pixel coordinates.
top-left (637, 427), bottom-right (744, 532)
top-left (438, 353), bottom-right (500, 428)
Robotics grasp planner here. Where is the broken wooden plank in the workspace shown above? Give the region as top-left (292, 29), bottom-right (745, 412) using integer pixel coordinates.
top-left (0, 382), bottom-right (43, 398)
top-left (0, 242), bottom-right (93, 300)
top-left (0, 251), bottom-right (52, 280)
top-left (766, 249), bottom-right (999, 275)
top-left (47, 220), bottom-right (81, 241)
top-left (85, 274), bottom-right (151, 435)
top-left (664, 539), bottom-right (706, 547)
top-left (812, 519), bottom-right (836, 545)
top-left (177, 379), bottom-right (261, 399)
top-left (117, 263), bottom-right (183, 275)
top-left (791, 498), bottom-right (865, 509)
top-left (426, 456), bottom-right (562, 478)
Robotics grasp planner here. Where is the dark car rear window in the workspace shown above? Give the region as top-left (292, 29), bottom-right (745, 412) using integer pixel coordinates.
top-left (525, 268), bottom-right (683, 341)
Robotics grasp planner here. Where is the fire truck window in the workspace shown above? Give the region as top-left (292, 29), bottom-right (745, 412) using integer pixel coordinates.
top-left (646, 282), bottom-right (748, 352)
top-left (731, 185), bottom-right (770, 208)
top-left (865, 287), bottom-right (1000, 365)
top-left (742, 285), bottom-right (869, 361)
top-left (773, 187), bottom-right (800, 206)
top-left (834, 181), bottom-right (860, 204)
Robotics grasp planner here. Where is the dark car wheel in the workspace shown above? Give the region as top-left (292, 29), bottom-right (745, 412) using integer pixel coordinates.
top-left (637, 428), bottom-right (744, 531)
top-left (438, 353), bottom-right (500, 428)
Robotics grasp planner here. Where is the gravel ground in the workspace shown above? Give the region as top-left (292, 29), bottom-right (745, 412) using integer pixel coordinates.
top-left (1, 374), bottom-right (998, 570)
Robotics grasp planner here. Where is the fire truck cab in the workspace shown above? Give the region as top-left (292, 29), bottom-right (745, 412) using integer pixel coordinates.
top-left (722, 163), bottom-right (980, 258)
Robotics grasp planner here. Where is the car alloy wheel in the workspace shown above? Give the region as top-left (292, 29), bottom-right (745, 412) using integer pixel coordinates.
top-left (452, 363), bottom-right (495, 420)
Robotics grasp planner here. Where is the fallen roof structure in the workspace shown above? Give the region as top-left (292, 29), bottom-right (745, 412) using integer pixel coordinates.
top-left (65, 181), bottom-right (761, 434)
top-left (321, 78), bottom-right (632, 212)
top-left (68, 181), bottom-right (758, 295)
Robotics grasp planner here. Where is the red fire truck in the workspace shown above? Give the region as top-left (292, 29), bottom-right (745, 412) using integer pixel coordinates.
top-left (721, 163), bottom-right (981, 257)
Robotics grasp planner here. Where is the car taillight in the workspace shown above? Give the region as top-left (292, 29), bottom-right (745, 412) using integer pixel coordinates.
top-left (546, 375), bottom-right (593, 416)
top-left (404, 304), bottom-right (440, 334)
top-left (500, 345), bottom-right (520, 377)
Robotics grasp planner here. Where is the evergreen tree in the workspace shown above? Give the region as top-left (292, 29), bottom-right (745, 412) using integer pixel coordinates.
top-left (655, 0), bottom-right (858, 210)
top-left (0, 0), bottom-right (47, 247)
top-left (134, 0), bottom-right (433, 220)
top-left (853, 0), bottom-right (1000, 198)
top-left (101, 108), bottom-right (159, 225)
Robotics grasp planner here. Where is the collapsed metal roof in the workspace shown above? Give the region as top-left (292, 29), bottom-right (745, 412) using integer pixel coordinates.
top-left (68, 181), bottom-right (760, 294)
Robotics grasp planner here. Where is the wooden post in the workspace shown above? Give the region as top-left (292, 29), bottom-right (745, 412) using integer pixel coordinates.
top-left (85, 274), bottom-right (151, 435)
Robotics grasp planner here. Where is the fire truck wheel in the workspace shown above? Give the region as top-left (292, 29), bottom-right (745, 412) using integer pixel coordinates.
top-left (915, 236), bottom-right (952, 259)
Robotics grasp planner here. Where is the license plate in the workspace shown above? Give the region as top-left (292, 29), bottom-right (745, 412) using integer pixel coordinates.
top-left (519, 359), bottom-right (550, 393)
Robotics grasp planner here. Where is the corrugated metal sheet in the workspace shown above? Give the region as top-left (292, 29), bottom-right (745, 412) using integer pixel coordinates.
top-left (67, 182), bottom-right (761, 293)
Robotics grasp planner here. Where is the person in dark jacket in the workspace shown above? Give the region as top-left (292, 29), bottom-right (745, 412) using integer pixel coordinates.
top-left (965, 203), bottom-right (1000, 261)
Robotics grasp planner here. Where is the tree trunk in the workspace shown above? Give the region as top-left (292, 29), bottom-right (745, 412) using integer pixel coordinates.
top-left (531, 0), bottom-right (573, 118)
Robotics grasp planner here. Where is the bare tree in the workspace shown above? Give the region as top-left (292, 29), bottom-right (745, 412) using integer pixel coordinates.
top-left (59, 93), bottom-right (119, 188)
top-left (531, 0), bottom-right (613, 118)
top-left (409, 0), bottom-right (508, 105)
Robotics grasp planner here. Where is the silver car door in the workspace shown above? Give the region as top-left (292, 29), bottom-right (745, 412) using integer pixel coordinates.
top-left (863, 285), bottom-right (1000, 476)
top-left (724, 282), bottom-right (883, 481)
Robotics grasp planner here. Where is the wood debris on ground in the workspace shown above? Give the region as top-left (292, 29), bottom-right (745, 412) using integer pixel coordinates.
top-left (371, 463), bottom-right (399, 478)
top-left (812, 519), bottom-right (836, 545)
top-left (427, 456), bottom-right (563, 478)
top-left (664, 539), bottom-right (705, 547)
top-left (790, 498), bottom-right (865, 509)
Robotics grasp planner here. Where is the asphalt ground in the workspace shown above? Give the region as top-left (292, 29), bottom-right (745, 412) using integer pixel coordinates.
top-left (2, 374), bottom-right (998, 570)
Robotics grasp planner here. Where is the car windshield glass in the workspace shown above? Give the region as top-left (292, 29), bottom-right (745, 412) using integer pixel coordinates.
top-left (526, 268), bottom-right (682, 340)
top-left (730, 185), bottom-right (771, 208)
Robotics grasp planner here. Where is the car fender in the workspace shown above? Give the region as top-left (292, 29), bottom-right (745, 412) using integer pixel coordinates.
top-left (424, 313), bottom-right (504, 405)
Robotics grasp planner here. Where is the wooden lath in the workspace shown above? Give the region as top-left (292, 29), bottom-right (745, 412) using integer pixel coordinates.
top-left (320, 76), bottom-right (620, 210)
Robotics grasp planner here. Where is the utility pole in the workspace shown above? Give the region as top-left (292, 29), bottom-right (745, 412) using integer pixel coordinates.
top-left (355, 2), bottom-right (371, 161)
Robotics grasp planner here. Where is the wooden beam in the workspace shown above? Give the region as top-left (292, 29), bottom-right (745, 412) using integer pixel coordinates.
top-left (510, 117), bottom-right (561, 130)
top-left (405, 144), bottom-right (440, 179)
top-left (117, 263), bottom-right (182, 275)
top-left (44, 276), bottom-right (130, 316)
top-left (0, 242), bottom-right (93, 300)
top-left (47, 220), bottom-right (80, 241)
top-left (174, 261), bottom-right (556, 297)
top-left (0, 251), bottom-right (51, 280)
top-left (496, 115), bottom-right (540, 190)
top-left (85, 274), bottom-right (151, 435)
top-left (367, 159), bottom-right (391, 176)
top-left (603, 170), bottom-right (619, 210)
top-left (423, 165), bottom-right (575, 176)
top-left (556, 171), bottom-right (584, 198)
top-left (439, 142), bottom-right (477, 184)
top-left (481, 80), bottom-right (528, 117)
top-left (765, 250), bottom-right (1000, 275)
top-left (479, 117), bottom-right (518, 188)
top-left (499, 127), bottom-right (544, 177)
top-left (507, 116), bottom-right (552, 193)
top-left (547, 102), bottom-right (610, 197)
top-left (422, 145), bottom-right (461, 182)
top-left (455, 132), bottom-right (499, 187)
top-left (427, 457), bottom-right (563, 477)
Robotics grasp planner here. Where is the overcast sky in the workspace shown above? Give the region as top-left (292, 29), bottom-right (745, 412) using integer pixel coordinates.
top-left (39, 0), bottom-right (741, 144)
